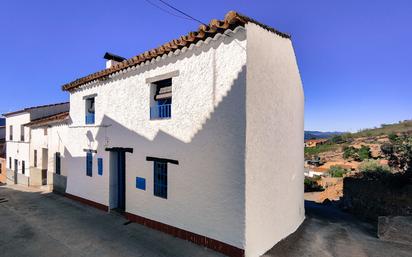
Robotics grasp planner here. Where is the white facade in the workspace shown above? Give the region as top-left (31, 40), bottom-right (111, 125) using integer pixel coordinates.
top-left (244, 23), bottom-right (305, 257)
top-left (5, 113), bottom-right (31, 180)
top-left (63, 22), bottom-right (304, 256)
top-left (4, 103), bottom-right (69, 185)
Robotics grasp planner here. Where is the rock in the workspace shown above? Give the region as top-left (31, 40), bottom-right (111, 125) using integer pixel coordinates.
top-left (378, 216), bottom-right (412, 246)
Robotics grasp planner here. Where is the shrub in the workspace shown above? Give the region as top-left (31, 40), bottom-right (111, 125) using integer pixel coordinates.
top-left (358, 145), bottom-right (371, 161)
top-left (304, 177), bottom-right (324, 192)
top-left (358, 159), bottom-right (390, 173)
top-left (328, 165), bottom-right (349, 177)
top-left (343, 146), bottom-right (358, 159)
top-left (330, 135), bottom-right (346, 144)
top-left (388, 132), bottom-right (398, 142)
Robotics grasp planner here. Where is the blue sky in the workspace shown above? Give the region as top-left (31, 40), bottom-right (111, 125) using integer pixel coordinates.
top-left (1, 0), bottom-right (411, 132)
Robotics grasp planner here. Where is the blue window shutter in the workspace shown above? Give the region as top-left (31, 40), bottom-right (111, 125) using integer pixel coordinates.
top-left (153, 161), bottom-right (167, 199)
top-left (86, 152), bottom-right (92, 177)
top-left (136, 177), bottom-right (146, 190)
top-left (98, 158), bottom-right (103, 176)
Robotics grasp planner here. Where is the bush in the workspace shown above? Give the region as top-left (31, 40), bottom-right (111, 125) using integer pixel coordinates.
top-left (328, 165), bottom-right (349, 177)
top-left (343, 146), bottom-right (358, 159)
top-left (304, 177), bottom-right (324, 192)
top-left (358, 145), bottom-right (371, 161)
top-left (358, 159), bottom-right (390, 173)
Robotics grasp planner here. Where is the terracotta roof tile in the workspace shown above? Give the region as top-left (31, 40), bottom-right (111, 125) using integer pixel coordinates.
top-left (62, 11), bottom-right (290, 92)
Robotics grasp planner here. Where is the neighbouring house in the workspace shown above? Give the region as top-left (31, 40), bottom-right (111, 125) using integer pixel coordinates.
top-left (304, 139), bottom-right (327, 148)
top-left (60, 11), bottom-right (304, 257)
top-left (0, 118), bottom-right (5, 183)
top-left (24, 112), bottom-right (70, 192)
top-left (2, 102), bottom-right (69, 186)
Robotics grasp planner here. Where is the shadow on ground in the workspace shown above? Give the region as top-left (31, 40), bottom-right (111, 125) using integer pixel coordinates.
top-left (264, 201), bottom-right (412, 257)
top-left (0, 185), bottom-right (223, 257)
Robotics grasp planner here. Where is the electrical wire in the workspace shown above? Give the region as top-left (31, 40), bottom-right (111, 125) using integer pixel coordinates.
top-left (157, 0), bottom-right (208, 26)
top-left (143, 0), bottom-right (193, 21)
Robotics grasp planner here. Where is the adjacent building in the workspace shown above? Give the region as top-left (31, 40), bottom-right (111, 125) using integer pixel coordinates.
top-left (0, 118), bottom-right (6, 183)
top-left (3, 103), bottom-right (69, 186)
top-left (59, 11), bottom-right (304, 257)
top-left (25, 111), bottom-right (70, 191)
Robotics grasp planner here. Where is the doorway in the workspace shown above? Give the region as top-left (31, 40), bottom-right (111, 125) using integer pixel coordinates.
top-left (107, 147), bottom-right (132, 213)
top-left (41, 148), bottom-right (48, 185)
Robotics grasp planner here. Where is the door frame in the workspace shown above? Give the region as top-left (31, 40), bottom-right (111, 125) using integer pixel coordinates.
top-left (105, 147), bottom-right (133, 212)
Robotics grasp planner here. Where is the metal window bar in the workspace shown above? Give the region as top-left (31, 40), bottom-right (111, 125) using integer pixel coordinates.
top-left (85, 113), bottom-right (95, 124)
top-left (150, 104), bottom-right (171, 120)
top-left (154, 162), bottom-right (167, 198)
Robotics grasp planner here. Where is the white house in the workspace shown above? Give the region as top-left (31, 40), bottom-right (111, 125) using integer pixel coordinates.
top-left (61, 11), bottom-right (304, 257)
top-left (3, 102), bottom-right (69, 186)
top-left (25, 111), bottom-right (70, 191)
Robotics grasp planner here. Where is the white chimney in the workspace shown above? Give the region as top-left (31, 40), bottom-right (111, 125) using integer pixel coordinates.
top-left (103, 52), bottom-right (126, 69)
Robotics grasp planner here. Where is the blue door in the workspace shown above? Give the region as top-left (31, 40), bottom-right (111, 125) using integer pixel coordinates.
top-left (117, 152), bottom-right (126, 211)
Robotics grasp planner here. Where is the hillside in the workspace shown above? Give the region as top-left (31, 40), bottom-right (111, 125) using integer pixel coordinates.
top-left (304, 131), bottom-right (344, 140)
top-left (305, 120), bottom-right (412, 161)
top-left (350, 120), bottom-right (412, 138)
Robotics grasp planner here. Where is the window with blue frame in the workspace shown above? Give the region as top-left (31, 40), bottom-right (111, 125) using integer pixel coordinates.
top-left (85, 97), bottom-right (95, 124)
top-left (86, 152), bottom-right (93, 177)
top-left (153, 161), bottom-right (167, 199)
top-left (98, 158), bottom-right (103, 176)
top-left (150, 78), bottom-right (172, 120)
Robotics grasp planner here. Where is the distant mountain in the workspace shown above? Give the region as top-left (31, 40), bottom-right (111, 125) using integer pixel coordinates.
top-left (304, 131), bottom-right (344, 140)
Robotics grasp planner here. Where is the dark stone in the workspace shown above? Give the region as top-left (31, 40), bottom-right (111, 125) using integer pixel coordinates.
top-left (378, 216), bottom-right (412, 245)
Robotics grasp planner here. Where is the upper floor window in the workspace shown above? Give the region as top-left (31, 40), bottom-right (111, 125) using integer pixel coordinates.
top-left (150, 78), bottom-right (172, 120)
top-left (9, 125), bottom-right (13, 141)
top-left (85, 97), bottom-right (95, 125)
top-left (20, 125), bottom-right (25, 142)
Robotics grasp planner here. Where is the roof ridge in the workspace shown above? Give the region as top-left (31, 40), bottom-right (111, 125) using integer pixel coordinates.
top-left (2, 102), bottom-right (69, 117)
top-left (25, 111), bottom-right (70, 127)
top-left (62, 11), bottom-right (290, 92)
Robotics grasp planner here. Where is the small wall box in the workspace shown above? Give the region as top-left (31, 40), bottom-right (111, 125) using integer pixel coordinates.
top-left (136, 177), bottom-right (146, 190)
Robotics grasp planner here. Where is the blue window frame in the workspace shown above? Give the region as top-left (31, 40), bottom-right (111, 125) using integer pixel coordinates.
top-left (86, 152), bottom-right (93, 177)
top-left (136, 177), bottom-right (146, 190)
top-left (85, 97), bottom-right (95, 124)
top-left (98, 158), bottom-right (103, 176)
top-left (153, 161), bottom-right (167, 199)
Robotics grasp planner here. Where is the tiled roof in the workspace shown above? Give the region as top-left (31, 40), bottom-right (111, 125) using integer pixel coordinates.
top-left (2, 102), bottom-right (69, 117)
top-left (24, 111), bottom-right (69, 127)
top-left (62, 11), bottom-right (290, 92)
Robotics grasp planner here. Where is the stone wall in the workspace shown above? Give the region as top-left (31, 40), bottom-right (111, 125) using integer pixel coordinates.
top-left (342, 172), bottom-right (412, 220)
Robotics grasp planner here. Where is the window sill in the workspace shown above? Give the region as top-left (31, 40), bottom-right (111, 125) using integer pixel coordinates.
top-left (150, 118), bottom-right (171, 121)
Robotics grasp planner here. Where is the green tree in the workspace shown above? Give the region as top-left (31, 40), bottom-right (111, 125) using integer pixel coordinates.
top-left (380, 134), bottom-right (412, 174)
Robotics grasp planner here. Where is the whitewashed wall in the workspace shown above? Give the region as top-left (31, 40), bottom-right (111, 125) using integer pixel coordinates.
top-left (47, 124), bottom-right (69, 176)
top-left (66, 27), bottom-right (247, 248)
top-left (244, 23), bottom-right (305, 257)
top-left (6, 113), bottom-right (31, 176)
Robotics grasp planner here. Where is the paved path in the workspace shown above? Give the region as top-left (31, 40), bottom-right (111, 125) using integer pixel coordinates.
top-left (1, 185), bottom-right (411, 257)
top-left (265, 201), bottom-right (412, 257)
top-left (0, 185), bottom-right (223, 257)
